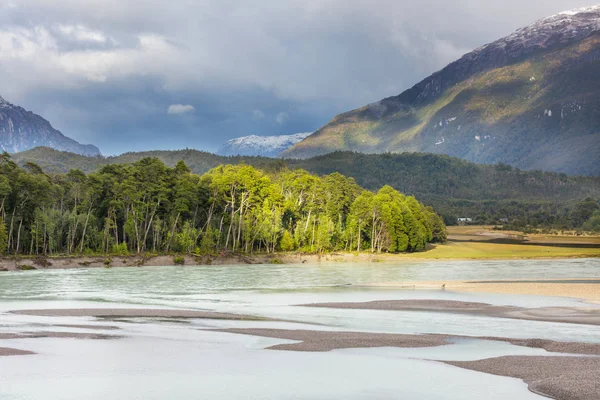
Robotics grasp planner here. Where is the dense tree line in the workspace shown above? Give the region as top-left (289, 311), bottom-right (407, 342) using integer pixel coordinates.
top-left (13, 148), bottom-right (600, 231)
top-left (0, 153), bottom-right (446, 256)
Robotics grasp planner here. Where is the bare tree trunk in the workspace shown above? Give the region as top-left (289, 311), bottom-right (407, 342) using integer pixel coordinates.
top-left (217, 214), bottom-right (225, 248)
top-left (166, 212), bottom-right (180, 252)
top-left (142, 202), bottom-right (159, 253)
top-left (15, 218), bottom-right (23, 255)
top-left (236, 193), bottom-right (246, 251)
top-left (79, 208), bottom-right (92, 253)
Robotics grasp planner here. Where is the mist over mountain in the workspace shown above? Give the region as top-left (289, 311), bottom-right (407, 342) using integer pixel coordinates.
top-left (0, 95), bottom-right (100, 156)
top-left (283, 6), bottom-right (600, 176)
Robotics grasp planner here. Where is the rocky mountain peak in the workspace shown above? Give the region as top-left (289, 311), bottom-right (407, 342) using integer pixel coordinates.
top-left (0, 95), bottom-right (101, 156)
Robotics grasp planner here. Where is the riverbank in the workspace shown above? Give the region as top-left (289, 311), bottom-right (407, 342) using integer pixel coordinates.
top-left (1, 239), bottom-right (599, 271)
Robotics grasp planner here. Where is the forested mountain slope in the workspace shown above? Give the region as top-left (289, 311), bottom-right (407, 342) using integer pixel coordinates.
top-left (282, 6), bottom-right (600, 176)
top-left (10, 147), bottom-right (600, 228)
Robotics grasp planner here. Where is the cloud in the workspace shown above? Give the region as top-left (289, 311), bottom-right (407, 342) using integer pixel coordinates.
top-left (56, 24), bottom-right (107, 43)
top-left (167, 104), bottom-right (195, 115)
top-left (252, 109), bottom-right (265, 119)
top-left (0, 0), bottom-right (595, 154)
top-left (275, 112), bottom-right (288, 125)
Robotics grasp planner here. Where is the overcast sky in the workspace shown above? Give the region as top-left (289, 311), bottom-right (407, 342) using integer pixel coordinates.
top-left (1, 0), bottom-right (598, 154)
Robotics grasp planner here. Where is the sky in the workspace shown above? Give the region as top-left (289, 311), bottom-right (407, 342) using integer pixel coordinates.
top-left (1, 0), bottom-right (598, 155)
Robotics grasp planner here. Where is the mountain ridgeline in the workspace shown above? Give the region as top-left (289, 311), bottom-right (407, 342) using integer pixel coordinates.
top-left (10, 147), bottom-right (600, 229)
top-left (0, 96), bottom-right (100, 156)
top-left (283, 6), bottom-right (600, 176)
top-left (0, 153), bottom-right (445, 257)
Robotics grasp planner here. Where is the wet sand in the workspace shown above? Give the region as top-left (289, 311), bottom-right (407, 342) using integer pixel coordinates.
top-left (355, 279), bottom-right (600, 302)
top-left (216, 328), bottom-right (600, 399)
top-left (301, 299), bottom-right (600, 326)
top-left (0, 347), bottom-right (35, 356)
top-left (55, 324), bottom-right (121, 330)
top-left (0, 331), bottom-right (121, 340)
top-left (0, 331), bottom-right (120, 357)
top-left (10, 308), bottom-right (264, 320)
top-left (214, 328), bottom-right (600, 355)
top-left (446, 356), bottom-right (600, 400)
top-left (215, 328), bottom-right (452, 351)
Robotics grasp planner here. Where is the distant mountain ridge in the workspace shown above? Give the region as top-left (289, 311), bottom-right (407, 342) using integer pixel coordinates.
top-left (0, 95), bottom-right (100, 156)
top-left (283, 6), bottom-right (600, 176)
top-left (218, 133), bottom-right (311, 157)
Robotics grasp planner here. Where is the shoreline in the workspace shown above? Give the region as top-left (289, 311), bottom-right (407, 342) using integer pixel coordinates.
top-left (0, 248), bottom-right (599, 271)
top-left (359, 279), bottom-right (600, 302)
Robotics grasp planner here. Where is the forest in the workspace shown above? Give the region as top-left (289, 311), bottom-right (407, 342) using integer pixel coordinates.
top-left (0, 153), bottom-right (446, 257)
top-left (12, 148), bottom-right (600, 231)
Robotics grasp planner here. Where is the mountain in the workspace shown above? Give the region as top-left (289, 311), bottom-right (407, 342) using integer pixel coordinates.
top-left (218, 133), bottom-right (311, 157)
top-left (0, 95), bottom-right (101, 156)
top-left (283, 6), bottom-right (600, 176)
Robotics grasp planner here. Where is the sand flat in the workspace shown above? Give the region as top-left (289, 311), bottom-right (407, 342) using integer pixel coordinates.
top-left (0, 347), bottom-right (35, 357)
top-left (446, 356), bottom-right (600, 400)
top-left (301, 299), bottom-right (600, 325)
top-left (10, 308), bottom-right (263, 320)
top-left (214, 328), bottom-right (600, 355)
top-left (357, 279), bottom-right (600, 302)
top-left (0, 331), bottom-right (120, 340)
top-left (216, 328), bottom-right (600, 399)
top-left (214, 328), bottom-right (452, 351)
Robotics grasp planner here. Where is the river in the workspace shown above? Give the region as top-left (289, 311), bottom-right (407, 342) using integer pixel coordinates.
top-left (1, 258), bottom-right (599, 399)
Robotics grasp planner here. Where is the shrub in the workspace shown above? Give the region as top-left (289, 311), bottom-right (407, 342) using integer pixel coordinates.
top-left (111, 243), bottom-right (129, 256)
top-left (173, 256), bottom-right (185, 265)
top-left (17, 265), bottom-right (36, 271)
top-left (104, 258), bottom-right (112, 267)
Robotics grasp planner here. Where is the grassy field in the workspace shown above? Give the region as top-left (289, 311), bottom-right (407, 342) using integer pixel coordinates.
top-left (404, 225), bottom-right (600, 260)
top-left (407, 241), bottom-right (600, 260)
top-left (447, 225), bottom-right (600, 244)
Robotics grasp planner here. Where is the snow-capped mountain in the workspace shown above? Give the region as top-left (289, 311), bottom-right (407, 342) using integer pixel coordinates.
top-left (0, 95), bottom-right (101, 156)
top-left (217, 133), bottom-right (312, 157)
top-left (283, 6), bottom-right (600, 176)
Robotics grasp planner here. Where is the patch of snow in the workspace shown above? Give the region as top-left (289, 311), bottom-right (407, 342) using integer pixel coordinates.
top-left (472, 6), bottom-right (600, 62)
top-left (559, 5), bottom-right (600, 16)
top-left (217, 132), bottom-right (313, 157)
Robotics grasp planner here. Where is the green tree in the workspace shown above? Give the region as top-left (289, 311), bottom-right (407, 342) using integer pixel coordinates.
top-left (279, 230), bottom-right (295, 251)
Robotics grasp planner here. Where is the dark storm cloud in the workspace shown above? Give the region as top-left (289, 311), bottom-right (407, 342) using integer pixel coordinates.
top-left (1, 0), bottom-right (598, 154)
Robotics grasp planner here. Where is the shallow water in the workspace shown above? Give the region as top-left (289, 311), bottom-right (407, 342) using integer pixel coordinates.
top-left (1, 258), bottom-right (599, 399)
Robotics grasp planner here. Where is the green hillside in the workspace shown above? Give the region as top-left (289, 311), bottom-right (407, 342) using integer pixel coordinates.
top-left (9, 147), bottom-right (600, 229)
top-left (283, 30), bottom-right (600, 176)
